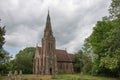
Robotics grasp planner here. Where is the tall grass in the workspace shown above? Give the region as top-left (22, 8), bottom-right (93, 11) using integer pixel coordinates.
top-left (51, 74), bottom-right (118, 80)
top-left (0, 74), bottom-right (118, 80)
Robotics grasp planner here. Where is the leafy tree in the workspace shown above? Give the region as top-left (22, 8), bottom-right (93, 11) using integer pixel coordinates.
top-left (0, 22), bottom-right (11, 75)
top-left (14, 47), bottom-right (35, 74)
top-left (0, 49), bottom-right (10, 64)
top-left (0, 20), bottom-right (6, 58)
top-left (82, 38), bottom-right (95, 62)
top-left (88, 18), bottom-right (120, 77)
top-left (74, 50), bottom-right (92, 74)
top-left (0, 64), bottom-right (7, 74)
top-left (109, 0), bottom-right (120, 18)
top-left (74, 50), bottom-right (83, 73)
top-left (82, 0), bottom-right (120, 77)
top-left (90, 20), bottom-right (117, 56)
top-left (6, 60), bottom-right (16, 72)
top-left (0, 49), bottom-right (11, 75)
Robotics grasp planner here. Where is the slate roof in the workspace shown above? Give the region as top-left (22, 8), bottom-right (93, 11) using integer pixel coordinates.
top-left (55, 49), bottom-right (73, 62)
top-left (36, 47), bottom-right (73, 62)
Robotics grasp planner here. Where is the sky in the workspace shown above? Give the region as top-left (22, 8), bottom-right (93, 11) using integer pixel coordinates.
top-left (0, 0), bottom-right (111, 57)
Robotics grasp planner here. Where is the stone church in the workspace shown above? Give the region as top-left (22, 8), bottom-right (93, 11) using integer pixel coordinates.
top-left (33, 12), bottom-right (74, 75)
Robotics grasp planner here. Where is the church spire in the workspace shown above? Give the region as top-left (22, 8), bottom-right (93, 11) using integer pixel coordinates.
top-left (44, 10), bottom-right (53, 37)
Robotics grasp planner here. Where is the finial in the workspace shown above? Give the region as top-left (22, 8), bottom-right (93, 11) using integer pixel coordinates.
top-left (47, 6), bottom-right (50, 16)
top-left (47, 8), bottom-right (50, 21)
top-left (48, 9), bottom-right (50, 17)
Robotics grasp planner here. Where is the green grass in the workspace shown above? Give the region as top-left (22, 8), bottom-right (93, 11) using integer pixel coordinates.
top-left (0, 74), bottom-right (119, 80)
top-left (51, 74), bottom-right (118, 80)
top-left (0, 74), bottom-right (51, 80)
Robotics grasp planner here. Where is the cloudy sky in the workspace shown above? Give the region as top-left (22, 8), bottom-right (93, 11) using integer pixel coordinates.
top-left (0, 0), bottom-right (111, 56)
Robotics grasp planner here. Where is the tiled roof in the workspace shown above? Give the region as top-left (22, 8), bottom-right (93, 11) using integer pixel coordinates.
top-left (37, 47), bottom-right (73, 62)
top-left (55, 49), bottom-right (73, 62)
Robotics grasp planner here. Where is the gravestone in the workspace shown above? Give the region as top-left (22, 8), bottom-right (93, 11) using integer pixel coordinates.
top-left (19, 70), bottom-right (22, 80)
top-left (8, 71), bottom-right (12, 80)
top-left (14, 70), bottom-right (18, 80)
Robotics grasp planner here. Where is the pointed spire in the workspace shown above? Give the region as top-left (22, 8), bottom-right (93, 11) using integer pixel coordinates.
top-left (47, 10), bottom-right (50, 22)
top-left (44, 10), bottom-right (53, 37)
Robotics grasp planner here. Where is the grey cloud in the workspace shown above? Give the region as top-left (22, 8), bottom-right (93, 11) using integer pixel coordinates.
top-left (0, 0), bottom-right (111, 54)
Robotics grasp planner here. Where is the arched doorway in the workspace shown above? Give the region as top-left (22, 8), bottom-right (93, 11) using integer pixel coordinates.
top-left (49, 68), bottom-right (52, 75)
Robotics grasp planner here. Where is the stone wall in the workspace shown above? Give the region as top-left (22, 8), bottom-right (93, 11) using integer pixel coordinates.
top-left (57, 62), bottom-right (74, 73)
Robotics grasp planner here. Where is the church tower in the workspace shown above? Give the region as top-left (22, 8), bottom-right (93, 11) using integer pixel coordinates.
top-left (33, 11), bottom-right (74, 75)
top-left (41, 11), bottom-right (58, 75)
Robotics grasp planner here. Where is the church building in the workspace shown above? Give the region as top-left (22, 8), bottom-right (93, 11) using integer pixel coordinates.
top-left (33, 11), bottom-right (74, 75)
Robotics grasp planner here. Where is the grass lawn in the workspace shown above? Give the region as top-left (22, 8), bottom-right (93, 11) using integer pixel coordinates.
top-left (52, 74), bottom-right (119, 80)
top-left (0, 74), bottom-right (119, 80)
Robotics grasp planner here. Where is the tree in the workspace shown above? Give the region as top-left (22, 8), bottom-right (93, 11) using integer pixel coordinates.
top-left (0, 49), bottom-right (11, 75)
top-left (74, 50), bottom-right (92, 74)
top-left (0, 20), bottom-right (10, 75)
top-left (14, 47), bottom-right (35, 74)
top-left (0, 49), bottom-right (10, 64)
top-left (88, 19), bottom-right (120, 77)
top-left (6, 59), bottom-right (16, 72)
top-left (109, 0), bottom-right (120, 19)
top-left (82, 0), bottom-right (120, 77)
top-left (74, 50), bottom-right (83, 73)
top-left (0, 19), bottom-right (6, 58)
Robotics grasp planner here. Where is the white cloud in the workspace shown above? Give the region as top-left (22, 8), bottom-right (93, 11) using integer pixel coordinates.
top-left (0, 0), bottom-right (111, 55)
top-left (4, 25), bottom-right (43, 48)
